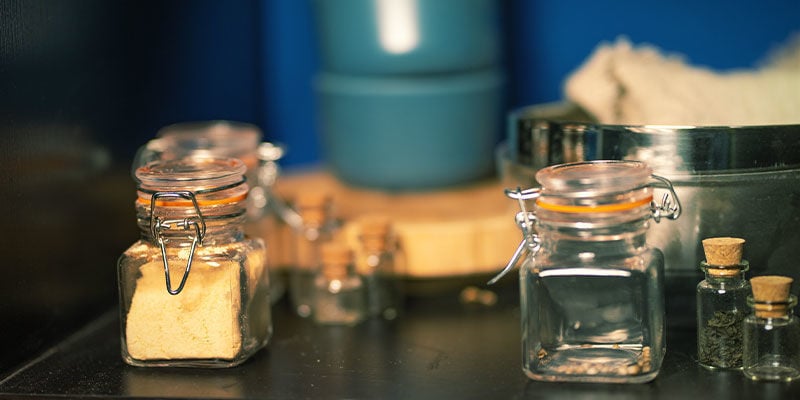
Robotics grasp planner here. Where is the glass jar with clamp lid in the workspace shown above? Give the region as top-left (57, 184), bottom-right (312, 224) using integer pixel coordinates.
top-left (490, 160), bottom-right (681, 383)
top-left (118, 157), bottom-right (272, 367)
top-left (134, 121), bottom-right (301, 304)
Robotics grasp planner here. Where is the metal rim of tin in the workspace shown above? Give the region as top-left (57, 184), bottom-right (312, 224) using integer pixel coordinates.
top-left (507, 102), bottom-right (800, 175)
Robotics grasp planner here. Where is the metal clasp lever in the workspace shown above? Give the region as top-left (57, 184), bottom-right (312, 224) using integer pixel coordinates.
top-left (488, 187), bottom-right (542, 285)
top-left (253, 142), bottom-right (304, 233)
top-left (649, 174), bottom-right (682, 223)
top-left (149, 191), bottom-right (207, 295)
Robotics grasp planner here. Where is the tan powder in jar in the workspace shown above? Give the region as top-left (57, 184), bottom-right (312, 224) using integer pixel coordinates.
top-left (125, 260), bottom-right (243, 361)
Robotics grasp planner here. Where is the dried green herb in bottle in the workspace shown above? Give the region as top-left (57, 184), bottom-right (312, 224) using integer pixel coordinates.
top-left (698, 310), bottom-right (746, 368)
top-left (696, 237), bottom-right (750, 370)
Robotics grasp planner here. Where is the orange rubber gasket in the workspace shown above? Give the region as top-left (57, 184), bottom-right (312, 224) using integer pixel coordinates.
top-left (536, 195), bottom-right (653, 213)
top-left (137, 193), bottom-right (248, 207)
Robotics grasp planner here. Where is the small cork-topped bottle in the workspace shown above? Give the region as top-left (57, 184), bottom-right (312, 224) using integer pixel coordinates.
top-left (696, 237), bottom-right (751, 370)
top-left (357, 215), bottom-right (403, 320)
top-left (743, 275), bottom-right (800, 381)
top-left (312, 243), bottom-right (367, 326)
top-left (290, 192), bottom-right (337, 317)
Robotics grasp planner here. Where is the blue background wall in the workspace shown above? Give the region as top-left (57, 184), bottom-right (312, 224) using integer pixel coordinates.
top-left (506, 1), bottom-right (800, 107)
top-left (111, 0), bottom-right (799, 168)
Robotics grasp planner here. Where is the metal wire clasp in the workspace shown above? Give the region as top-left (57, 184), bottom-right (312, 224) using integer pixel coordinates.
top-left (149, 191), bottom-right (207, 295)
top-left (249, 142), bottom-right (304, 233)
top-left (648, 174), bottom-right (682, 223)
top-left (488, 187), bottom-right (542, 285)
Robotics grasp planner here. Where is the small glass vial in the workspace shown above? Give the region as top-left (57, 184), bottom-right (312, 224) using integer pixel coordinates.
top-left (118, 157), bottom-right (272, 367)
top-left (696, 237), bottom-right (751, 370)
top-left (313, 243), bottom-right (367, 326)
top-left (290, 192), bottom-right (337, 317)
top-left (133, 121), bottom-right (293, 304)
top-left (504, 160), bottom-right (681, 383)
top-left (356, 215), bottom-right (402, 320)
top-left (743, 275), bottom-right (800, 381)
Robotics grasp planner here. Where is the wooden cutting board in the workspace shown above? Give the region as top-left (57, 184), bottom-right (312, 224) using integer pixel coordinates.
top-left (270, 169), bottom-right (521, 279)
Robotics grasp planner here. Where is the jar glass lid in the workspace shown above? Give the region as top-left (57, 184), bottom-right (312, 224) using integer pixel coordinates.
top-left (135, 157), bottom-right (246, 193)
top-left (535, 160), bottom-right (652, 196)
top-left (157, 121), bottom-right (261, 156)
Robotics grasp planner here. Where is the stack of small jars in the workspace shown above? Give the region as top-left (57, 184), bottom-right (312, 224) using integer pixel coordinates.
top-left (501, 160), bottom-right (800, 384)
top-left (288, 192), bottom-right (403, 325)
top-left (119, 121), bottom-right (405, 369)
top-left (696, 237), bottom-right (800, 382)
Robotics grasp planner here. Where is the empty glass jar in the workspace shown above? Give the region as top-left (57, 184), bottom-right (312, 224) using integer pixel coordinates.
top-left (498, 160), bottom-right (681, 383)
top-left (743, 275), bottom-right (800, 381)
top-left (290, 192), bottom-right (338, 318)
top-left (118, 157), bottom-right (272, 367)
top-left (356, 215), bottom-right (402, 319)
top-left (313, 243), bottom-right (367, 326)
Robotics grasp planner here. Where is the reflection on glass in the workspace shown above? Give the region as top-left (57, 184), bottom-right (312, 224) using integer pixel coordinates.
top-left (124, 369), bottom-right (243, 398)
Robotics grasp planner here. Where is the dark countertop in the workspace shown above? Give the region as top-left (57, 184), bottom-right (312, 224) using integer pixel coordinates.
top-left (0, 284), bottom-right (797, 400)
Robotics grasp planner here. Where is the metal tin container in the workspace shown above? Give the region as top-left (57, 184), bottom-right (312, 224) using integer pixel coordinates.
top-left (501, 102), bottom-right (800, 282)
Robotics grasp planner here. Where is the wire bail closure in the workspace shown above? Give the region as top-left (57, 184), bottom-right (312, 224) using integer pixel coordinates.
top-left (648, 174), bottom-right (681, 222)
top-left (149, 191), bottom-right (207, 295)
top-left (488, 187), bottom-right (541, 285)
top-left (255, 142), bottom-right (304, 232)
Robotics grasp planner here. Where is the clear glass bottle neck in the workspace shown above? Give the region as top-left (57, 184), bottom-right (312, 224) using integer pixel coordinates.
top-left (702, 276), bottom-right (748, 291)
top-left (748, 295), bottom-right (798, 320)
top-left (536, 214), bottom-right (650, 255)
top-left (702, 272), bottom-right (747, 284)
top-left (301, 222), bottom-right (336, 243)
top-left (361, 241), bottom-right (392, 257)
top-left (700, 261), bottom-right (749, 285)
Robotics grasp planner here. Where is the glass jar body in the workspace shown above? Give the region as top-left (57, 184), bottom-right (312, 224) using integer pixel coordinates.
top-left (361, 250), bottom-right (402, 319)
top-left (118, 233), bottom-right (271, 368)
top-left (743, 298), bottom-right (800, 381)
top-left (312, 272), bottom-right (367, 326)
top-left (520, 226), bottom-right (665, 383)
top-left (135, 121), bottom-right (287, 304)
top-left (696, 266), bottom-right (750, 370)
top-left (290, 225), bottom-right (334, 317)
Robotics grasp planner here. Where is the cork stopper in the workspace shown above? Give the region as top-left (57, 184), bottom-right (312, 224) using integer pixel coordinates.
top-left (702, 237), bottom-right (745, 276)
top-left (751, 275), bottom-right (793, 318)
top-left (321, 243), bottom-right (353, 280)
top-left (359, 215), bottom-right (391, 236)
top-left (358, 215), bottom-right (392, 251)
top-left (295, 192), bottom-right (331, 226)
